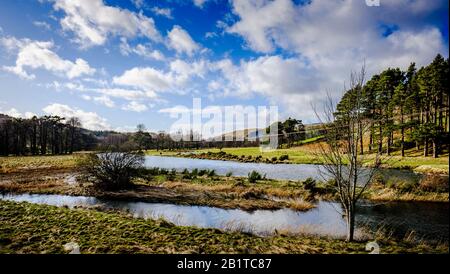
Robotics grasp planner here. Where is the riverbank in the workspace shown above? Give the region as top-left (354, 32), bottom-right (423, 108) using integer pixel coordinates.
top-left (145, 145), bottom-right (449, 175)
top-left (0, 200), bottom-right (447, 254)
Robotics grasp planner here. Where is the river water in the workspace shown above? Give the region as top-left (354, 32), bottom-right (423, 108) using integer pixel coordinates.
top-left (144, 156), bottom-right (430, 184)
top-left (1, 193), bottom-right (448, 243)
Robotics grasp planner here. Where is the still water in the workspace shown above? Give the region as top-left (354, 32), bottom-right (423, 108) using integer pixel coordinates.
top-left (1, 193), bottom-right (448, 242)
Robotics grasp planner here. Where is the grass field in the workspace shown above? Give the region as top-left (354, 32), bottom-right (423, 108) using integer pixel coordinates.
top-left (0, 154), bottom-right (82, 173)
top-left (1, 200), bottom-right (447, 254)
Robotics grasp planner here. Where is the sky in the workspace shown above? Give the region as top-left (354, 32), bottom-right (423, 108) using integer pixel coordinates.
top-left (0, 0), bottom-right (448, 133)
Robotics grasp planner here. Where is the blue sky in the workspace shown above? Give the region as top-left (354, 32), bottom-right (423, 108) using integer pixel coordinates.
top-left (0, 0), bottom-right (448, 132)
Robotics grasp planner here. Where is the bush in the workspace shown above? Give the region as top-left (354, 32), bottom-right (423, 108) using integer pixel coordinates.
top-left (419, 175), bottom-right (449, 193)
top-left (226, 171), bottom-right (233, 177)
top-left (207, 169), bottom-right (216, 177)
top-left (271, 156), bottom-right (278, 162)
top-left (248, 170), bottom-right (263, 183)
top-left (164, 169), bottom-right (177, 181)
top-left (81, 152), bottom-right (144, 190)
top-left (279, 154), bottom-right (289, 161)
top-left (198, 169), bottom-right (207, 176)
top-left (301, 177), bottom-right (316, 191)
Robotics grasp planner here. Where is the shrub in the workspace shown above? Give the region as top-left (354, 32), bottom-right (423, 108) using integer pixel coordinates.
top-left (226, 171), bottom-right (233, 177)
top-left (198, 169), bottom-right (207, 176)
top-left (271, 156), bottom-right (278, 162)
top-left (248, 170), bottom-right (263, 183)
top-left (279, 154), bottom-right (289, 161)
top-left (301, 177), bottom-right (317, 191)
top-left (191, 168), bottom-right (198, 177)
top-left (419, 175), bottom-right (449, 193)
top-left (81, 152), bottom-right (144, 190)
top-left (207, 169), bottom-right (216, 177)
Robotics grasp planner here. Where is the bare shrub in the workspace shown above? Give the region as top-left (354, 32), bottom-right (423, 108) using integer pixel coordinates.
top-left (81, 152), bottom-right (144, 190)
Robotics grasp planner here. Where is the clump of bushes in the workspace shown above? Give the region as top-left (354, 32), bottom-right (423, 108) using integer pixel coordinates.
top-left (279, 154), bottom-right (289, 161)
top-left (248, 170), bottom-right (264, 183)
top-left (81, 152), bottom-right (144, 190)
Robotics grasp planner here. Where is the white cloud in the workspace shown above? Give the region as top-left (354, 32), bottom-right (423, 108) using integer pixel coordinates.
top-left (93, 95), bottom-right (115, 108)
top-left (119, 38), bottom-right (165, 60)
top-left (1, 38), bottom-right (95, 80)
top-left (43, 103), bottom-right (110, 130)
top-left (51, 0), bottom-right (161, 48)
top-left (113, 67), bottom-right (172, 93)
top-left (33, 21), bottom-right (52, 30)
top-left (131, 0), bottom-right (144, 9)
top-left (1, 108), bottom-right (36, 119)
top-left (158, 105), bottom-right (190, 114)
top-left (223, 0), bottom-right (448, 120)
top-left (112, 59), bottom-right (208, 94)
top-left (151, 7), bottom-right (173, 19)
top-left (96, 88), bottom-right (157, 100)
top-left (167, 25), bottom-right (200, 56)
top-left (122, 101), bottom-right (148, 112)
top-left (193, 0), bottom-right (208, 8)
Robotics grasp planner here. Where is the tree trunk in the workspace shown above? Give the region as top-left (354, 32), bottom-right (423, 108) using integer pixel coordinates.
top-left (346, 206), bottom-right (355, 242)
top-left (386, 136), bottom-right (391, 156)
top-left (424, 138), bottom-right (429, 157)
top-left (378, 125), bottom-right (382, 153)
top-left (400, 107), bottom-right (404, 157)
top-left (433, 139), bottom-right (438, 158)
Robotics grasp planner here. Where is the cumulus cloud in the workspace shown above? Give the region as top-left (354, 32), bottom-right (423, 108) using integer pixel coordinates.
top-left (122, 101), bottom-right (148, 112)
top-left (167, 25), bottom-right (200, 56)
top-left (119, 38), bottom-right (165, 60)
top-left (33, 21), bottom-right (51, 30)
top-left (112, 59), bottom-right (208, 94)
top-left (43, 103), bottom-right (110, 130)
top-left (193, 0), bottom-right (208, 8)
top-left (220, 0), bottom-right (448, 120)
top-left (93, 95), bottom-right (115, 108)
top-left (1, 37), bottom-right (95, 80)
top-left (151, 7), bottom-right (173, 19)
top-left (1, 108), bottom-right (36, 119)
top-left (51, 0), bottom-right (161, 48)
top-left (113, 67), bottom-right (172, 93)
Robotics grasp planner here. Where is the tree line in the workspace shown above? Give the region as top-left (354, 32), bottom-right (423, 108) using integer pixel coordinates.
top-left (0, 115), bottom-right (97, 156)
top-left (335, 54), bottom-right (449, 158)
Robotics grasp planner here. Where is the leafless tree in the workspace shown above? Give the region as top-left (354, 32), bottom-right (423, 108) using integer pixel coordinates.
top-left (314, 65), bottom-right (382, 242)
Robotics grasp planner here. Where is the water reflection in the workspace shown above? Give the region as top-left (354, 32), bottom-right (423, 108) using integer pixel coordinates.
top-left (1, 193), bottom-right (448, 242)
top-left (144, 156), bottom-right (426, 184)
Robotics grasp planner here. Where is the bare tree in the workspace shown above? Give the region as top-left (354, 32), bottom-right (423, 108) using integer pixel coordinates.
top-left (81, 151), bottom-right (144, 190)
top-left (314, 65), bottom-right (382, 242)
top-left (67, 117), bottom-right (81, 154)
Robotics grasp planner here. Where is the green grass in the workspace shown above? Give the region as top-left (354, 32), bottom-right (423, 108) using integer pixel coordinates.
top-left (0, 200), bottom-right (447, 254)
